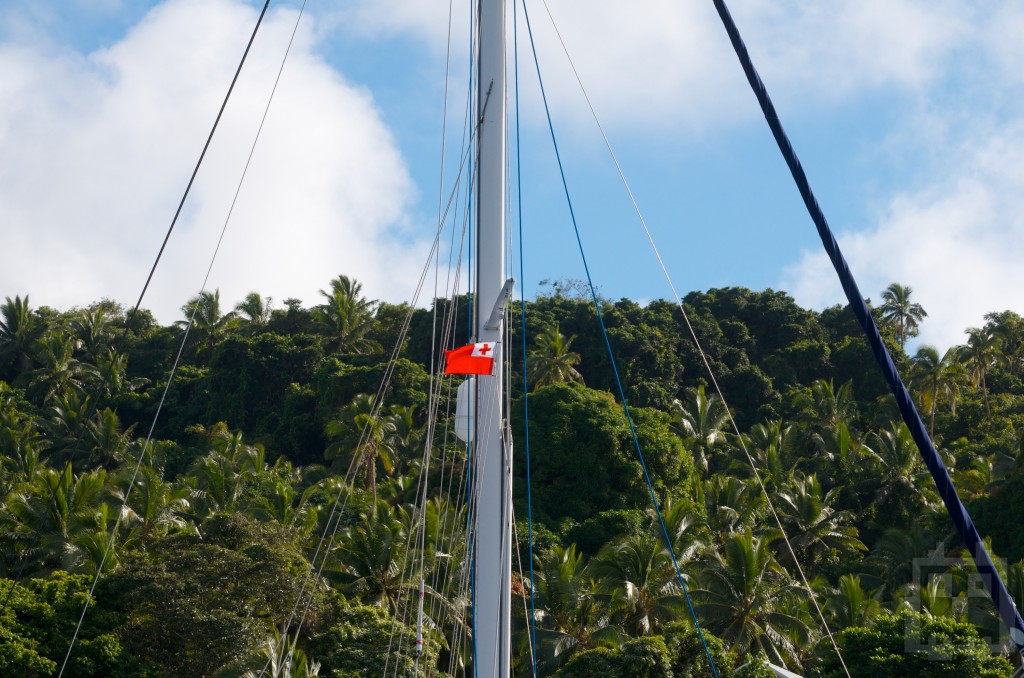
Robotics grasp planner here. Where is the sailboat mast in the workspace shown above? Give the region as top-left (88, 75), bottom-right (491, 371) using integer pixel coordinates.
top-left (472, 0), bottom-right (511, 675)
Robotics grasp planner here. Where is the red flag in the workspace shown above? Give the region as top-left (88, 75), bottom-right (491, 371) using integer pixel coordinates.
top-left (444, 342), bottom-right (496, 375)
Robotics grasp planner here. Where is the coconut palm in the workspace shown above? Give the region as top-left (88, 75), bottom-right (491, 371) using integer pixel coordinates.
top-left (775, 473), bottom-right (865, 575)
top-left (115, 464), bottom-right (193, 544)
top-left (879, 283), bottom-right (927, 350)
top-left (794, 378), bottom-right (857, 431)
top-left (178, 289), bottom-right (237, 362)
top-left (864, 422), bottom-right (932, 525)
top-left (957, 326), bottom-right (999, 418)
top-left (527, 324), bottom-right (583, 389)
top-left (325, 393), bottom-right (397, 504)
top-left (235, 291), bottom-right (274, 330)
top-left (590, 532), bottom-right (689, 637)
top-left (316, 276), bottom-right (376, 354)
top-left (909, 346), bottom-right (962, 437)
top-left (739, 419), bottom-right (799, 491)
top-left (532, 544), bottom-right (619, 670)
top-left (0, 295), bottom-right (38, 380)
top-left (0, 464), bottom-right (114, 576)
top-left (28, 331), bottom-right (97, 403)
top-left (671, 384), bottom-right (729, 473)
top-left (93, 348), bottom-right (148, 402)
top-left (826, 574), bottom-right (881, 629)
top-left (185, 428), bottom-right (266, 517)
top-left (696, 531), bottom-right (808, 665)
top-left (70, 306), bottom-right (115, 361)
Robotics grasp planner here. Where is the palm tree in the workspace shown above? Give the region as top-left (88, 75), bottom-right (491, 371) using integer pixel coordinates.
top-left (0, 464), bottom-right (113, 576)
top-left (71, 306), bottom-right (115, 361)
top-left (909, 346), bottom-right (962, 437)
top-left (0, 295), bottom-right (38, 380)
top-left (115, 464), bottom-right (193, 544)
top-left (879, 283), bottom-right (927, 350)
top-left (532, 544), bottom-right (619, 671)
top-left (671, 384), bottom-right (728, 473)
top-left (178, 289), bottom-right (237, 362)
top-left (27, 331), bottom-right (97, 403)
top-left (865, 422), bottom-right (932, 525)
top-left (590, 532), bottom-right (689, 637)
top-left (957, 326), bottom-right (999, 418)
top-left (826, 574), bottom-right (881, 629)
top-left (985, 310), bottom-right (1024, 375)
top-left (794, 378), bottom-right (857, 431)
top-left (325, 393), bottom-right (397, 504)
top-left (315, 275), bottom-right (376, 354)
top-left (696, 531), bottom-right (807, 665)
top-left (739, 419), bottom-right (799, 491)
top-left (775, 473), bottom-right (865, 575)
top-left (235, 291), bottom-right (273, 329)
top-left (527, 324), bottom-right (583, 389)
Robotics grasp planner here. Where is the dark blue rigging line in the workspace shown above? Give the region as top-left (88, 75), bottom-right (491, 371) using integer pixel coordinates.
top-left (513, 1), bottom-right (539, 675)
top-left (711, 0), bottom-right (1024, 653)
top-left (519, 2), bottom-right (720, 675)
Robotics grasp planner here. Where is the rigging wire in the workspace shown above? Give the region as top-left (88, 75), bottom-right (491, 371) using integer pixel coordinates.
top-left (519, 2), bottom-right (720, 675)
top-left (513, 0), bottom-right (539, 674)
top-left (534, 1), bottom-right (850, 674)
top-left (58, 2), bottom-right (287, 674)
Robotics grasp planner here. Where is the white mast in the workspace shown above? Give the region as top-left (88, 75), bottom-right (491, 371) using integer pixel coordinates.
top-left (472, 0), bottom-right (511, 675)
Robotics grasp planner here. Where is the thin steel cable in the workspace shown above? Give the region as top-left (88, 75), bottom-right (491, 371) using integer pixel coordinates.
top-left (520, 2), bottom-right (720, 674)
top-left (512, 1), bottom-right (538, 674)
top-left (536, 1), bottom-right (850, 673)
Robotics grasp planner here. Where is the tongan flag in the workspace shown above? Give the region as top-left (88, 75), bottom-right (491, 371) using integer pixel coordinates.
top-left (444, 342), bottom-right (496, 375)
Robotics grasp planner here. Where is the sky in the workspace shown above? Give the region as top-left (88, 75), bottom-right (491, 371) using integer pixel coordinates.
top-left (1, 0), bottom-right (1023, 351)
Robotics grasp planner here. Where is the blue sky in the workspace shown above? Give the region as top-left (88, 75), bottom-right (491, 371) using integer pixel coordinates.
top-left (2, 0), bottom-right (1023, 350)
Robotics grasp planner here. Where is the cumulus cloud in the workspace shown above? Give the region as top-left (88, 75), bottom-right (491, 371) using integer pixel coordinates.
top-left (0, 0), bottom-right (431, 323)
top-left (335, 0), bottom-right (972, 134)
top-left (783, 120), bottom-right (1024, 351)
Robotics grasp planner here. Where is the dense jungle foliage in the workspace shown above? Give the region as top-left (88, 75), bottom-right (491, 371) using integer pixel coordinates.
top-left (1, 278), bottom-right (1023, 676)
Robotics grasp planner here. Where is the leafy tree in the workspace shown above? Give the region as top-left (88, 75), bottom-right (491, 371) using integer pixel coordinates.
top-left (105, 513), bottom-right (327, 677)
top-left (552, 636), bottom-right (673, 678)
top-left (814, 609), bottom-right (1012, 677)
top-left (879, 283), bottom-right (927, 350)
top-left (0, 571), bottom-right (147, 677)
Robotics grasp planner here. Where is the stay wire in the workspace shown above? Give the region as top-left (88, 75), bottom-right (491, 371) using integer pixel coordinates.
top-left (59, 2), bottom-right (285, 674)
top-left (519, 2), bottom-right (720, 675)
top-left (512, 1), bottom-right (539, 675)
top-left (537, 1), bottom-right (849, 673)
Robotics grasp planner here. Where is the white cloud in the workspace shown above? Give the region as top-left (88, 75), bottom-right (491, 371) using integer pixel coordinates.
top-left (336, 0), bottom-right (973, 134)
top-left (783, 120), bottom-right (1024, 351)
top-left (0, 0), bottom-right (431, 323)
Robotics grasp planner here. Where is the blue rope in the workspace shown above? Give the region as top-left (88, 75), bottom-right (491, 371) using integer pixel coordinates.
top-left (711, 0), bottom-right (1024, 652)
top-left (513, 2), bottom-right (539, 675)
top-left (520, 3), bottom-right (719, 675)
